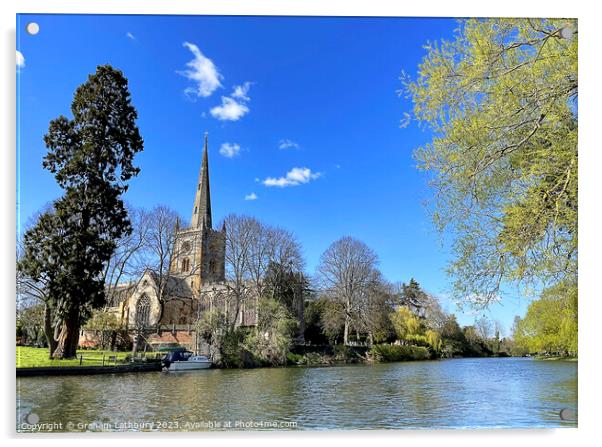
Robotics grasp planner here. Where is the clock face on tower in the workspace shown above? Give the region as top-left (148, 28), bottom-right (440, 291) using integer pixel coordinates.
top-left (181, 241), bottom-right (192, 254)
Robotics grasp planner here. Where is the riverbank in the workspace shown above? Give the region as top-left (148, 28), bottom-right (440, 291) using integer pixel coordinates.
top-left (534, 355), bottom-right (578, 361)
top-left (16, 344), bottom-right (527, 376)
top-left (284, 344), bottom-right (435, 367)
top-left (16, 346), bottom-right (163, 376)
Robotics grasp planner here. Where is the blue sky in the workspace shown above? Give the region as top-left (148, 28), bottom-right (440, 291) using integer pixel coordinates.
top-left (16, 14), bottom-right (531, 334)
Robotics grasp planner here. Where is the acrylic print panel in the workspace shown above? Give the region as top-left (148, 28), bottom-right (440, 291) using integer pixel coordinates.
top-left (16, 13), bottom-right (578, 432)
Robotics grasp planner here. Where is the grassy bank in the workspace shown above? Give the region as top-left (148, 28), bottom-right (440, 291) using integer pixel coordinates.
top-left (16, 346), bottom-right (131, 368)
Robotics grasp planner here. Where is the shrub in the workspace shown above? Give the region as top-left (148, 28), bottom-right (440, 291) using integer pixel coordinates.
top-left (369, 344), bottom-right (431, 362)
top-left (221, 328), bottom-right (249, 368)
top-left (286, 352), bottom-right (304, 365)
top-left (243, 298), bottom-right (298, 366)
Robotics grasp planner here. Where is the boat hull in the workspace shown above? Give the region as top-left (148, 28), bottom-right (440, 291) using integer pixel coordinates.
top-left (167, 360), bottom-right (212, 371)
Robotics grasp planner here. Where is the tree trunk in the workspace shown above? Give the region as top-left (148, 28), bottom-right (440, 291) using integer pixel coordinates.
top-left (343, 297), bottom-right (351, 346)
top-left (343, 315), bottom-right (350, 346)
top-left (43, 303), bottom-right (58, 357)
top-left (52, 311), bottom-right (80, 359)
top-left (132, 330), bottom-right (140, 355)
top-left (110, 331), bottom-right (117, 351)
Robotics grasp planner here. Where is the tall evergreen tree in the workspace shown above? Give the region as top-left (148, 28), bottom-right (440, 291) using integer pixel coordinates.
top-left (18, 65), bottom-right (143, 358)
top-left (400, 278), bottom-right (429, 314)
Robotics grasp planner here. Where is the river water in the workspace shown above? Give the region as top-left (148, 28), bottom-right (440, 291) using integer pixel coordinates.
top-left (16, 357), bottom-right (577, 431)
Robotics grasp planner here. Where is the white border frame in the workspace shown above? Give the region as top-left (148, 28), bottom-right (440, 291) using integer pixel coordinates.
top-left (4, 1), bottom-right (599, 446)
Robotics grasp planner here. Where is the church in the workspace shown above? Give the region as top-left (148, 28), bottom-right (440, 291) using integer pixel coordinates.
top-left (92, 135), bottom-right (257, 350)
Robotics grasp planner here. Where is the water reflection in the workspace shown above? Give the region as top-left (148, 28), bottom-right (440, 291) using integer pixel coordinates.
top-left (16, 358), bottom-right (577, 431)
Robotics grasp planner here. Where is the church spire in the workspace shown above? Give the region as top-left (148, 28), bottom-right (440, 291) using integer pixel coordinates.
top-left (191, 133), bottom-right (212, 229)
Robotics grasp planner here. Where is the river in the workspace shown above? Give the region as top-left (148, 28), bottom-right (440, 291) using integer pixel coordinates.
top-left (16, 357), bottom-right (577, 431)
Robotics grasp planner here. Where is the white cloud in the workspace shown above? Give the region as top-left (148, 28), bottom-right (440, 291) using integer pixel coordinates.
top-left (210, 96), bottom-right (249, 121)
top-left (232, 82), bottom-right (252, 101)
top-left (178, 42), bottom-right (222, 98)
top-left (209, 81), bottom-right (251, 121)
top-left (278, 139), bottom-right (299, 150)
top-left (245, 193), bottom-right (258, 201)
top-left (263, 167), bottom-right (322, 188)
top-left (209, 83), bottom-right (252, 121)
top-left (126, 32), bottom-right (135, 40)
top-left (16, 50), bottom-right (25, 69)
top-left (219, 142), bottom-right (241, 158)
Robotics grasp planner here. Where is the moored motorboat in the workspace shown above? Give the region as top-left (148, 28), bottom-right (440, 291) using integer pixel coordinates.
top-left (162, 348), bottom-right (212, 371)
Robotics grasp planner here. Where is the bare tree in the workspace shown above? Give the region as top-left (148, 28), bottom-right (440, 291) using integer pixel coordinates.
top-left (220, 214), bottom-right (305, 331)
top-left (16, 204), bottom-right (59, 355)
top-left (354, 271), bottom-right (395, 345)
top-left (16, 262), bottom-right (57, 354)
top-left (139, 205), bottom-right (188, 322)
top-left (242, 216), bottom-right (267, 295)
top-left (103, 204), bottom-right (149, 306)
top-left (422, 292), bottom-right (448, 332)
top-left (475, 315), bottom-right (493, 340)
top-left (268, 227), bottom-right (305, 272)
top-left (222, 214), bottom-right (257, 330)
top-left (316, 236), bottom-right (379, 345)
top-left (244, 220), bottom-right (304, 297)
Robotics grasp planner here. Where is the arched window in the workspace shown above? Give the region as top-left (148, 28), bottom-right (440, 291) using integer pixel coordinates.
top-left (135, 294), bottom-right (151, 329)
top-left (181, 258), bottom-right (190, 272)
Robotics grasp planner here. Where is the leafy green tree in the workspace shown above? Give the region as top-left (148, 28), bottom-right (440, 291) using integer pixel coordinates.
top-left (17, 303), bottom-right (46, 347)
top-left (514, 281), bottom-right (577, 356)
top-left (243, 297), bottom-right (298, 366)
top-left (404, 19), bottom-right (577, 305)
top-left (84, 309), bottom-right (122, 350)
top-left (303, 299), bottom-right (330, 345)
top-left (390, 306), bottom-right (422, 342)
top-left (425, 329), bottom-right (443, 354)
top-left (436, 314), bottom-right (472, 358)
top-left (440, 314), bottom-right (464, 341)
top-left (196, 308), bottom-right (244, 366)
top-left (462, 325), bottom-right (493, 357)
top-left (18, 65), bottom-right (143, 358)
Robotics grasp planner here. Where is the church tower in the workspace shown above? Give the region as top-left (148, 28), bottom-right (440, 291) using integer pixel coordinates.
top-left (169, 134), bottom-right (226, 296)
